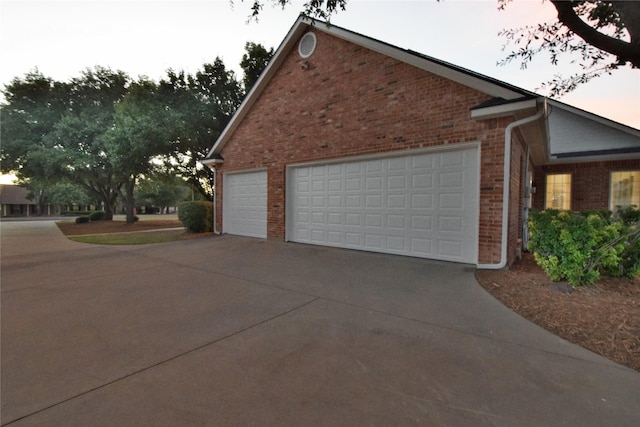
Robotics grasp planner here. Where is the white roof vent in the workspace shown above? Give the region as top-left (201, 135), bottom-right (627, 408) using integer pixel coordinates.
top-left (298, 32), bottom-right (317, 58)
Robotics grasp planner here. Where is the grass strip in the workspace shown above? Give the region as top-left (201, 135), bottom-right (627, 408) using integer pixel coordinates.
top-left (68, 230), bottom-right (188, 245)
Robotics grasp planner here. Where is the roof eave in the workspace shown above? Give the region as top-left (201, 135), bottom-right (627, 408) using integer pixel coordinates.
top-left (470, 98), bottom-right (539, 120)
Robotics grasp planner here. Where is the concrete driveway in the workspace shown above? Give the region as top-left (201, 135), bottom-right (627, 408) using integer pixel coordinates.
top-left (1, 220), bottom-right (639, 426)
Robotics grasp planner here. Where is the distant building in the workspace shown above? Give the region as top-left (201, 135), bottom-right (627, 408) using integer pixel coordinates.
top-left (0, 185), bottom-right (36, 217)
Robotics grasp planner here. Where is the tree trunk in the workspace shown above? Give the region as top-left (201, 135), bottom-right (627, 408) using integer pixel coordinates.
top-left (122, 178), bottom-right (137, 224)
top-left (101, 191), bottom-right (119, 220)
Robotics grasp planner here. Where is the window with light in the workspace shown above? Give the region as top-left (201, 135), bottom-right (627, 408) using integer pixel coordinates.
top-left (610, 171), bottom-right (640, 210)
top-left (545, 174), bottom-right (571, 210)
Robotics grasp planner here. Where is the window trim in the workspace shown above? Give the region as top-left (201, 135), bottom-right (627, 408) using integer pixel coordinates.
top-left (545, 173), bottom-right (572, 210)
top-left (609, 170), bottom-right (640, 211)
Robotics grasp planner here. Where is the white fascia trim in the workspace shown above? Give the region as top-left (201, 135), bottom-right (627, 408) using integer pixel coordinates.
top-left (285, 142), bottom-right (480, 169)
top-left (470, 98), bottom-right (538, 120)
top-left (547, 152), bottom-right (640, 164)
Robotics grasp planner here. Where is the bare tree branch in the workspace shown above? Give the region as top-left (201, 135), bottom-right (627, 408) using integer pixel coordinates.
top-left (551, 0), bottom-right (640, 67)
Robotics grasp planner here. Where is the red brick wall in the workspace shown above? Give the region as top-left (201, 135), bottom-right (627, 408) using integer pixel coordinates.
top-left (507, 132), bottom-right (527, 266)
top-left (217, 29), bottom-right (516, 264)
top-left (532, 160), bottom-right (640, 212)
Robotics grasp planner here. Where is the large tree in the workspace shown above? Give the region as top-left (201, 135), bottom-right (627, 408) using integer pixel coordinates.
top-left (158, 58), bottom-right (243, 199)
top-left (106, 78), bottom-right (179, 223)
top-left (1, 67), bottom-right (129, 219)
top-left (243, 0), bottom-right (639, 95)
top-left (135, 173), bottom-right (192, 214)
top-left (160, 43), bottom-right (272, 199)
top-left (0, 70), bottom-right (70, 181)
top-left (2, 44), bottom-right (273, 212)
top-left (41, 67), bottom-right (130, 219)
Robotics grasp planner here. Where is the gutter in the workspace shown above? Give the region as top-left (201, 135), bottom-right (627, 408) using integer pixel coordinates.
top-left (477, 101), bottom-right (547, 270)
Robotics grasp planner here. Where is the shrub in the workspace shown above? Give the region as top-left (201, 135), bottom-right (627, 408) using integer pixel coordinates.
top-left (528, 208), bottom-right (640, 286)
top-left (605, 206), bottom-right (640, 278)
top-left (75, 216), bottom-right (90, 224)
top-left (178, 201), bottom-right (213, 233)
top-left (88, 210), bottom-right (106, 221)
top-left (63, 211), bottom-right (92, 216)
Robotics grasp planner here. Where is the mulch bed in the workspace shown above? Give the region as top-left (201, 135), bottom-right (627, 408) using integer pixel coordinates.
top-left (476, 253), bottom-right (640, 372)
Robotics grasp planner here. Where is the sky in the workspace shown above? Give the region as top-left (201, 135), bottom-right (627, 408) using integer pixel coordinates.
top-left (1, 0), bottom-right (639, 182)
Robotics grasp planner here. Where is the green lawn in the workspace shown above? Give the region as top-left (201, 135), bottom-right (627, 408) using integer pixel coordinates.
top-left (68, 229), bottom-right (189, 245)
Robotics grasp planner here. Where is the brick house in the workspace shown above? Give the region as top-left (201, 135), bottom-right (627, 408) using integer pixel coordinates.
top-left (202, 17), bottom-right (640, 269)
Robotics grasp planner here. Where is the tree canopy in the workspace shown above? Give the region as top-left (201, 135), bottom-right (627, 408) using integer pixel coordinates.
top-left (498, 0), bottom-right (640, 95)
top-left (241, 42), bottom-right (275, 92)
top-left (244, 0), bottom-right (639, 96)
top-left (1, 42), bottom-right (273, 220)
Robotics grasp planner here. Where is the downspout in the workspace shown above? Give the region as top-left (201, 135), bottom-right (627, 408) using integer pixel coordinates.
top-left (477, 101), bottom-right (546, 270)
top-left (522, 143), bottom-right (530, 248)
top-left (212, 166), bottom-right (220, 235)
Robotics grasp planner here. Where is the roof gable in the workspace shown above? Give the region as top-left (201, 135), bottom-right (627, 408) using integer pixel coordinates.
top-left (547, 100), bottom-right (640, 163)
top-left (205, 16), bottom-right (531, 159)
top-left (203, 16), bottom-right (638, 165)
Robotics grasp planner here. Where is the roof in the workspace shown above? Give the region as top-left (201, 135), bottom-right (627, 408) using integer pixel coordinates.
top-left (204, 15), bottom-right (640, 165)
top-left (0, 185), bottom-right (34, 205)
top-left (206, 15), bottom-right (533, 158)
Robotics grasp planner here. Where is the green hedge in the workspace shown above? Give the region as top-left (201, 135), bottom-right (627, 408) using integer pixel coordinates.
top-left (527, 207), bottom-right (640, 286)
top-left (178, 201), bottom-right (213, 233)
top-left (75, 216), bottom-right (90, 224)
top-left (88, 210), bottom-right (106, 221)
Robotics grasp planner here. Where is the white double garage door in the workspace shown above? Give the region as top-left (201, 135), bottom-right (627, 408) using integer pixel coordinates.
top-left (223, 146), bottom-right (479, 263)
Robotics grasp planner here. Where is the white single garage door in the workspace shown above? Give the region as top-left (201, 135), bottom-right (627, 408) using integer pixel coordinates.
top-left (223, 170), bottom-right (267, 238)
top-left (287, 147), bottom-right (478, 263)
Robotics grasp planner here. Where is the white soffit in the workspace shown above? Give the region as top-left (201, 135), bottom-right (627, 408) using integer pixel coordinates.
top-left (470, 98), bottom-right (538, 120)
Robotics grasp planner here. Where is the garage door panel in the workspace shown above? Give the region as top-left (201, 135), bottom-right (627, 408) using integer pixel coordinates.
top-left (387, 194), bottom-right (407, 209)
top-left (387, 214), bottom-right (405, 229)
top-left (413, 173), bottom-right (433, 188)
top-left (287, 148), bottom-right (478, 263)
top-left (439, 240), bottom-right (462, 258)
top-left (327, 231), bottom-right (343, 244)
top-left (441, 150), bottom-right (465, 166)
top-left (411, 238), bottom-right (432, 254)
top-left (223, 171), bottom-right (267, 239)
top-left (328, 179), bottom-right (342, 191)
